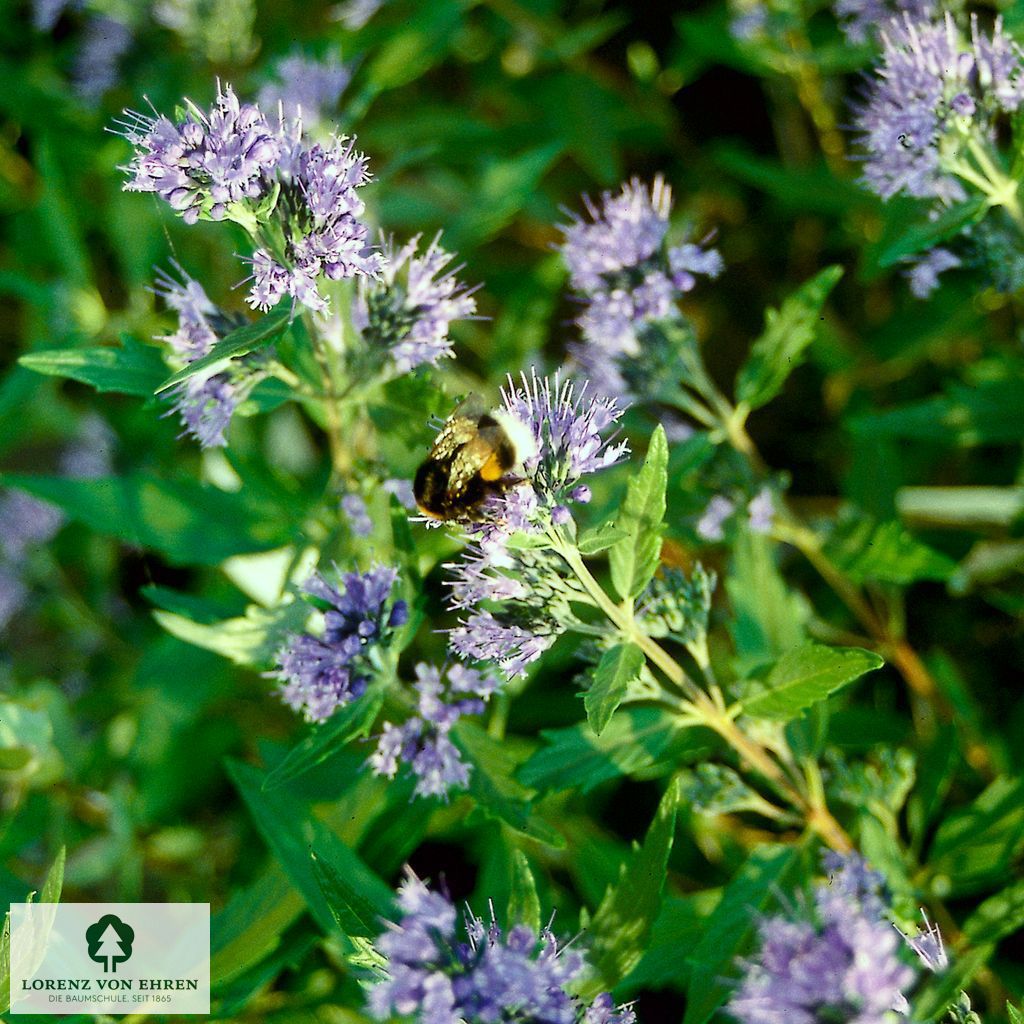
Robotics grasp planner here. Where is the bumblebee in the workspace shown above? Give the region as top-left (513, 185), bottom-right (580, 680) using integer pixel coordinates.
top-left (414, 397), bottom-right (536, 521)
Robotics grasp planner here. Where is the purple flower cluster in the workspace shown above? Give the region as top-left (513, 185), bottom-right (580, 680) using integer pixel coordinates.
top-left (445, 536), bottom-right (579, 677)
top-left (353, 233), bottom-right (479, 373)
top-left (370, 663), bottom-right (499, 799)
top-left (120, 84), bottom-right (280, 224)
top-left (341, 493), bottom-right (374, 537)
top-left (72, 15), bottom-right (133, 103)
top-left (727, 853), bottom-right (917, 1024)
top-left (368, 871), bottom-right (635, 1024)
top-left (153, 265), bottom-right (254, 449)
top-left (248, 131), bottom-right (384, 313)
top-left (499, 370), bottom-right (628, 522)
top-left (120, 83), bottom-right (383, 313)
top-left (451, 609), bottom-right (560, 679)
top-left (905, 247), bottom-right (961, 298)
top-left (696, 488), bottom-right (774, 542)
top-left (32, 0), bottom-right (79, 31)
top-left (0, 491), bottom-right (64, 631)
top-left (258, 53), bottom-right (351, 128)
top-left (857, 14), bottom-right (1024, 203)
top-left (896, 910), bottom-right (947, 973)
top-left (442, 371), bottom-right (628, 677)
top-left (273, 565), bottom-right (408, 723)
top-left (834, 0), bottom-right (937, 44)
top-left (558, 177), bottom-right (722, 401)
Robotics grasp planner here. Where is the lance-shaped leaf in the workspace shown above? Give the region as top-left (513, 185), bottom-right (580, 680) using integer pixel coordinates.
top-left (507, 851), bottom-right (542, 935)
top-left (519, 708), bottom-right (713, 794)
top-left (609, 425), bottom-right (668, 601)
top-left (734, 265), bottom-right (842, 411)
top-left (582, 777), bottom-right (679, 995)
top-left (2, 472), bottom-right (292, 566)
top-left (584, 642), bottom-right (645, 736)
top-left (152, 600), bottom-right (310, 667)
top-left (875, 195), bottom-right (986, 268)
top-left (742, 642), bottom-right (883, 721)
top-left (20, 336), bottom-right (167, 396)
top-left (262, 688), bottom-right (385, 791)
top-left (227, 759), bottom-right (395, 937)
top-left (156, 305), bottom-right (291, 393)
top-left (453, 722), bottom-right (565, 848)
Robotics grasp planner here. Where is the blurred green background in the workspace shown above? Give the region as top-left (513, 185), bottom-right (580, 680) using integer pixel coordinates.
top-left (3, 0), bottom-right (1024, 1019)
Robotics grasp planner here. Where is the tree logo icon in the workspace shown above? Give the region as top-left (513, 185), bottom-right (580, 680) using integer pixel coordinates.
top-left (85, 914), bottom-right (135, 973)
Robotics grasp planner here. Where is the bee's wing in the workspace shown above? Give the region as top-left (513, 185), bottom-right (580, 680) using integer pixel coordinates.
top-left (429, 413), bottom-right (480, 461)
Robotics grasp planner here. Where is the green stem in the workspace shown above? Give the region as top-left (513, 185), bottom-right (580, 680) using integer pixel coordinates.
top-left (952, 139), bottom-right (1024, 230)
top-left (305, 314), bottom-right (350, 479)
top-left (549, 531), bottom-right (853, 851)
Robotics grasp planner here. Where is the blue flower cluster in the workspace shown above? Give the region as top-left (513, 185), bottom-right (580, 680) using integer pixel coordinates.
top-left (368, 872), bottom-right (635, 1024)
top-left (258, 52), bottom-right (351, 129)
top-left (121, 84), bottom-right (280, 225)
top-left (833, 0), bottom-right (936, 44)
top-left (353, 232), bottom-right (479, 373)
top-left (273, 566), bottom-right (408, 723)
top-left (153, 264), bottom-right (261, 449)
top-left (558, 177), bottom-right (722, 402)
top-left (0, 492), bottom-right (63, 631)
top-left (370, 663), bottom-right (499, 799)
top-left (446, 371), bottom-right (629, 677)
top-left (857, 14), bottom-right (1024, 204)
top-left (119, 84), bottom-right (383, 314)
top-left (727, 854), bottom-right (917, 1024)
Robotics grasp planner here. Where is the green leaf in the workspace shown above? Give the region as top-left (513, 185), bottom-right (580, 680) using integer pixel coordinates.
top-left (850, 376), bottom-right (1024, 447)
top-left (577, 522), bottom-right (629, 556)
top-left (1008, 1003), bottom-right (1024, 1024)
top-left (155, 305), bottom-right (291, 393)
top-left (742, 643), bottom-right (883, 721)
top-left (19, 336), bottom-right (167, 396)
top-left (507, 851), bottom-right (541, 935)
top-left (2, 473), bottom-right (293, 566)
top-left (0, 915), bottom-right (8, 1015)
top-left (734, 266), bottom-right (842, 410)
top-left (519, 707), bottom-right (710, 794)
top-left (153, 600), bottom-right (310, 667)
top-left (584, 643), bottom-right (645, 735)
top-left (897, 485), bottom-right (1024, 530)
top-left (227, 759), bottom-right (395, 937)
top-left (39, 846), bottom-right (65, 904)
top-left (211, 864), bottom-right (305, 987)
top-left (726, 529), bottom-right (805, 674)
top-left (453, 722), bottom-right (564, 847)
top-left (962, 876), bottom-right (1024, 946)
top-left (619, 893), bottom-right (716, 993)
top-left (0, 846), bottom-right (65, 1013)
top-left (683, 845), bottom-right (801, 1024)
top-left (875, 196), bottom-right (987, 268)
top-left (311, 850), bottom-right (390, 939)
top-left (262, 690), bottom-right (385, 790)
top-left (929, 776), bottom-right (1024, 895)
top-left (0, 697), bottom-right (61, 783)
top-left (445, 142), bottom-right (565, 249)
top-left (583, 778), bottom-right (679, 995)
top-left (825, 515), bottom-right (956, 585)
top-left (609, 425), bottom-right (668, 600)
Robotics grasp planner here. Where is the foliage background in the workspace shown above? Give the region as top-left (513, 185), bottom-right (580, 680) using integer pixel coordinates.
top-left (1, 0), bottom-right (1023, 1021)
